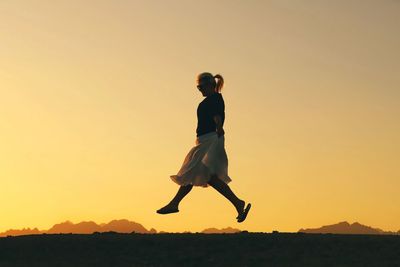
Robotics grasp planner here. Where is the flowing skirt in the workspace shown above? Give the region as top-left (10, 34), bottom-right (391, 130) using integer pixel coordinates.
top-left (170, 131), bottom-right (232, 187)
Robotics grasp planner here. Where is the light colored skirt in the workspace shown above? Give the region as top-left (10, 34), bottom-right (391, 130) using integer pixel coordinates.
top-left (170, 131), bottom-right (232, 187)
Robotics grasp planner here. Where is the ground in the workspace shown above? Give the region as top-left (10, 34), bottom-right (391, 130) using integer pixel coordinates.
top-left (0, 232), bottom-right (399, 266)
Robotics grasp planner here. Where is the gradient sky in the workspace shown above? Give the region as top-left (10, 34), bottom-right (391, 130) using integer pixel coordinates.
top-left (1, 0), bottom-right (399, 233)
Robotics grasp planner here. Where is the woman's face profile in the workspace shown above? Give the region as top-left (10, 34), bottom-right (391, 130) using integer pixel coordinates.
top-left (197, 80), bottom-right (214, 97)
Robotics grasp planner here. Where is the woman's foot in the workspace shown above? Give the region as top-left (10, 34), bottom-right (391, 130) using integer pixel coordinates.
top-left (237, 203), bottom-right (251, 223)
top-left (235, 199), bottom-right (245, 219)
top-left (156, 203), bottom-right (179, 214)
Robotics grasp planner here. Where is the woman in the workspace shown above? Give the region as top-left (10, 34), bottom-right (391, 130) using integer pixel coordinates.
top-left (156, 72), bottom-right (251, 223)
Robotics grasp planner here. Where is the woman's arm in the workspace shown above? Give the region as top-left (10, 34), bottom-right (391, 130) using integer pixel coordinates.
top-left (213, 115), bottom-right (225, 137)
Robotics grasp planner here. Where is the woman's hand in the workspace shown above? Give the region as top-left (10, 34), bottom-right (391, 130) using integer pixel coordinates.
top-left (213, 115), bottom-right (225, 138)
top-left (216, 127), bottom-right (225, 137)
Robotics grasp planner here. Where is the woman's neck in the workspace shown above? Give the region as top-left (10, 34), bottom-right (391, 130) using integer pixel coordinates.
top-left (205, 91), bottom-right (216, 97)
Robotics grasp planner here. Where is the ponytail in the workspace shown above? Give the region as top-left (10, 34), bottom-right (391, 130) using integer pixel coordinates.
top-left (214, 74), bottom-right (224, 93)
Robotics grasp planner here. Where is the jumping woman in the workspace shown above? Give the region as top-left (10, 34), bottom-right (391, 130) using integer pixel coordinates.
top-left (156, 72), bottom-right (251, 223)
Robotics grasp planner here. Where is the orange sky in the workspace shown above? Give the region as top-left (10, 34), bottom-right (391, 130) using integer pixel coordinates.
top-left (1, 0), bottom-right (399, 233)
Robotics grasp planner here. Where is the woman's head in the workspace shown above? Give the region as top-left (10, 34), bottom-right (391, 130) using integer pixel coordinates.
top-left (196, 72), bottom-right (224, 96)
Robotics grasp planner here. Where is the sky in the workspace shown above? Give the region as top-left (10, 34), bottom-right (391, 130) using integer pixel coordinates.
top-left (1, 0), bottom-right (399, 233)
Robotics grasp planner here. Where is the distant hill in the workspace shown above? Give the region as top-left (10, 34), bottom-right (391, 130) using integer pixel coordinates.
top-left (46, 219), bottom-right (156, 234)
top-left (6, 219), bottom-right (398, 237)
top-left (299, 221), bottom-right (400, 235)
top-left (0, 219), bottom-right (156, 237)
top-left (0, 219), bottom-right (238, 237)
top-left (0, 227), bottom-right (43, 237)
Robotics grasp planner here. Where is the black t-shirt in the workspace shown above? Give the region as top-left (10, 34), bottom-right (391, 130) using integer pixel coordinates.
top-left (196, 92), bottom-right (225, 137)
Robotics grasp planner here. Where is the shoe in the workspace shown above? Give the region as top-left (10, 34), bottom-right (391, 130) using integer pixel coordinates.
top-left (237, 203), bottom-right (251, 223)
top-left (236, 200), bottom-right (246, 219)
top-left (156, 205), bottom-right (179, 214)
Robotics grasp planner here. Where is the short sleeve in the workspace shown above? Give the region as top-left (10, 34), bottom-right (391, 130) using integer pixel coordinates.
top-left (208, 93), bottom-right (224, 117)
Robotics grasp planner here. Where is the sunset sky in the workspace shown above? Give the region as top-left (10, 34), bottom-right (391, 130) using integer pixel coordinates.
top-left (1, 0), bottom-right (399, 233)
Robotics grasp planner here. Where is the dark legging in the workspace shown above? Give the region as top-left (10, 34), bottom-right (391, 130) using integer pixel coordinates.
top-left (168, 174), bottom-right (243, 214)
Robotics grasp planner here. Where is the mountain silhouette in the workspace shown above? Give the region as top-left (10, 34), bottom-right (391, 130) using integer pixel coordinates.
top-left (298, 221), bottom-right (400, 235)
top-left (0, 219), bottom-right (238, 237)
top-left (0, 227), bottom-right (43, 236)
top-left (0, 219), bottom-right (155, 237)
top-left (4, 219), bottom-right (397, 237)
top-left (102, 219), bottom-right (156, 233)
top-left (47, 220), bottom-right (102, 234)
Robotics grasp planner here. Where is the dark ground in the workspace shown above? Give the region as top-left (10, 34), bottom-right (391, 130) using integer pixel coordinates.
top-left (0, 232), bottom-right (399, 267)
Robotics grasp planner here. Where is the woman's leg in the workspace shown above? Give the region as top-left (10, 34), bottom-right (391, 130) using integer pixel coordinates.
top-left (208, 174), bottom-right (245, 216)
top-left (157, 184), bottom-right (193, 214)
top-left (169, 184), bottom-right (193, 207)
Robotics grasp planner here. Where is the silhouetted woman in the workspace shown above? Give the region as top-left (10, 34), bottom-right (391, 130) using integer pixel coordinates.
top-left (157, 72), bottom-right (251, 223)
